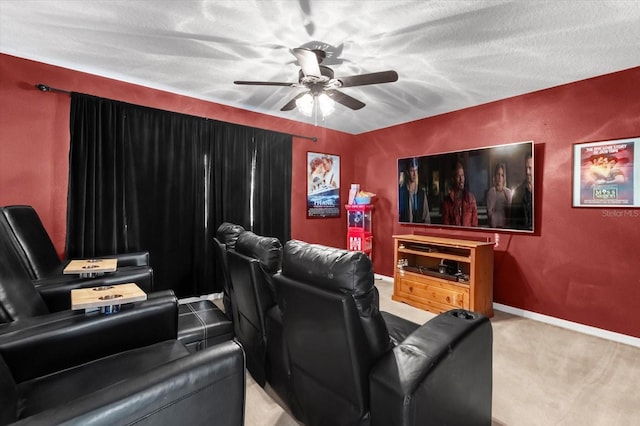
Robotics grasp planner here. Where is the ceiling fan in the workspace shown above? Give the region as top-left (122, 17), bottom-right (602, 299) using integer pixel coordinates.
top-left (234, 48), bottom-right (398, 113)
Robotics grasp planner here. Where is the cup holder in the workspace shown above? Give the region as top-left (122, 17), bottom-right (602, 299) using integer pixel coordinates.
top-left (451, 310), bottom-right (475, 320)
top-left (92, 286), bottom-right (114, 291)
top-left (98, 294), bottom-right (123, 301)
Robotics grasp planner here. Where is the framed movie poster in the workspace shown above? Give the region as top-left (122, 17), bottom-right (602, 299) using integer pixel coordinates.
top-left (572, 136), bottom-right (639, 207)
top-left (307, 152), bottom-right (340, 218)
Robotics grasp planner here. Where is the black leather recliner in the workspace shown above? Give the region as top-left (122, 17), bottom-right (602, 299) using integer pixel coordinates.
top-left (0, 295), bottom-right (246, 425)
top-left (0, 205), bottom-right (154, 296)
top-left (227, 231), bottom-right (284, 388)
top-left (0, 212), bottom-right (158, 323)
top-left (213, 222), bottom-right (246, 320)
top-left (273, 240), bottom-right (493, 426)
top-left (1, 209), bottom-right (232, 353)
top-left (1, 212), bottom-right (245, 423)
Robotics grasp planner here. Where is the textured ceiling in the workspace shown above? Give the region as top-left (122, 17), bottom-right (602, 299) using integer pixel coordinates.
top-left (1, 0), bottom-right (639, 134)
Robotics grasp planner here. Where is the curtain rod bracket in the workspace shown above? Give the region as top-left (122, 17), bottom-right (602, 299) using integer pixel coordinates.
top-left (35, 83), bottom-right (71, 95)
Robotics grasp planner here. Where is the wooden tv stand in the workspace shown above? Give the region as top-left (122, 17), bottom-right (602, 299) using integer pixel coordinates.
top-left (392, 234), bottom-right (494, 317)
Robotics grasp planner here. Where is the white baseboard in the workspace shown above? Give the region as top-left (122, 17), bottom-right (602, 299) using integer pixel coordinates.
top-left (493, 303), bottom-right (640, 348)
top-left (375, 273), bottom-right (639, 348)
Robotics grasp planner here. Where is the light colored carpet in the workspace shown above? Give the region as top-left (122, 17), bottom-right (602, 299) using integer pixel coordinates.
top-left (239, 278), bottom-right (640, 425)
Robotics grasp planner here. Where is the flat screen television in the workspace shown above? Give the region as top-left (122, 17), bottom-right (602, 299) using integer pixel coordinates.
top-left (397, 140), bottom-right (534, 232)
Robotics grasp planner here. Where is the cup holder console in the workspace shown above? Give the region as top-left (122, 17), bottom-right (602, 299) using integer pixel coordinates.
top-left (451, 309), bottom-right (476, 320)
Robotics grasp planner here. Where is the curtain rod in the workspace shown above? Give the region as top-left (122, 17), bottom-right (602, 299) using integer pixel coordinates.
top-left (35, 83), bottom-right (71, 95)
top-left (289, 133), bottom-right (317, 142)
top-left (35, 83), bottom-right (318, 142)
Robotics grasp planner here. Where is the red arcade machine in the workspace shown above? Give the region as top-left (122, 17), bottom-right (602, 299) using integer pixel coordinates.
top-left (345, 203), bottom-right (373, 258)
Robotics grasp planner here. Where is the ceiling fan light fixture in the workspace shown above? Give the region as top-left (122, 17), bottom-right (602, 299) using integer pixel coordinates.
top-left (317, 93), bottom-right (335, 116)
top-left (295, 93), bottom-right (315, 117)
top-left (296, 92), bottom-right (335, 119)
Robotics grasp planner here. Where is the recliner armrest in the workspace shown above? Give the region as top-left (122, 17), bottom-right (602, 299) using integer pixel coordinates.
top-left (89, 250), bottom-right (150, 267)
top-left (369, 309), bottom-right (493, 426)
top-left (11, 340), bottom-right (246, 426)
top-left (0, 291), bottom-right (178, 383)
top-left (34, 266), bottom-right (154, 311)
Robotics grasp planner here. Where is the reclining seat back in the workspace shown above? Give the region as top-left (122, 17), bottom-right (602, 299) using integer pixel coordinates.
top-left (213, 222), bottom-right (245, 320)
top-left (227, 231), bottom-right (281, 386)
top-left (0, 214), bottom-right (50, 322)
top-left (1, 205), bottom-right (62, 280)
top-left (273, 240), bottom-right (392, 426)
top-left (1, 205), bottom-right (152, 288)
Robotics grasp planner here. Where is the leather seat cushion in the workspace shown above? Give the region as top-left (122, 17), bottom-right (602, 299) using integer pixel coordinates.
top-left (177, 301), bottom-right (233, 352)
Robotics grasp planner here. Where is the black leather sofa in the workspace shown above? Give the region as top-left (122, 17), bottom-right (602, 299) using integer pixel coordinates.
top-left (273, 240), bottom-right (493, 426)
top-left (0, 294), bottom-right (246, 425)
top-left (0, 205), bottom-right (154, 297)
top-left (1, 205), bottom-right (233, 353)
top-left (0, 211), bottom-right (244, 424)
top-left (0, 212), bottom-right (158, 324)
top-left (0, 205), bottom-right (153, 292)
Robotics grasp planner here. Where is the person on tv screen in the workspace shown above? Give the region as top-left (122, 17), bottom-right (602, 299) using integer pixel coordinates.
top-left (486, 162), bottom-right (512, 228)
top-left (398, 158), bottom-right (430, 223)
top-left (442, 160), bottom-right (478, 227)
top-left (510, 152), bottom-right (533, 230)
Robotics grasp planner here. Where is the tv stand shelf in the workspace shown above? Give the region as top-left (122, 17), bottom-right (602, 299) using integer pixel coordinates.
top-left (393, 234), bottom-right (494, 317)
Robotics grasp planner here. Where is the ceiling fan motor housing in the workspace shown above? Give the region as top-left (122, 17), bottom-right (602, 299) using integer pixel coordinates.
top-left (299, 65), bottom-right (335, 93)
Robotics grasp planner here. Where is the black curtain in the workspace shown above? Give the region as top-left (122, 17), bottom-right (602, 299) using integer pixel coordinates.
top-left (67, 93), bottom-right (291, 297)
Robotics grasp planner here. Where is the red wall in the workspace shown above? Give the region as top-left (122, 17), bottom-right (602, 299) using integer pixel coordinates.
top-left (1, 53), bottom-right (639, 338)
top-left (357, 67), bottom-right (640, 338)
top-left (0, 54), bottom-right (354, 255)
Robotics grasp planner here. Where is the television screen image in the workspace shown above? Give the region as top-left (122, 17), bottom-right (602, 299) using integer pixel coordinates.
top-left (398, 141), bottom-right (534, 232)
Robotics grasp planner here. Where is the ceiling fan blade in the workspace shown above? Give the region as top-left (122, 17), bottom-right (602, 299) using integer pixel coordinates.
top-left (280, 92), bottom-right (307, 111)
top-left (337, 70), bottom-right (398, 88)
top-left (292, 48), bottom-right (321, 78)
top-left (325, 90), bottom-right (365, 110)
top-left (234, 80), bottom-right (295, 87)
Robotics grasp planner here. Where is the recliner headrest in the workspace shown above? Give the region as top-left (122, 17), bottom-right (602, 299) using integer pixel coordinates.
top-left (280, 240), bottom-right (374, 296)
top-left (0, 213), bottom-right (50, 321)
top-left (215, 222), bottom-right (245, 249)
top-left (235, 231), bottom-right (282, 275)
